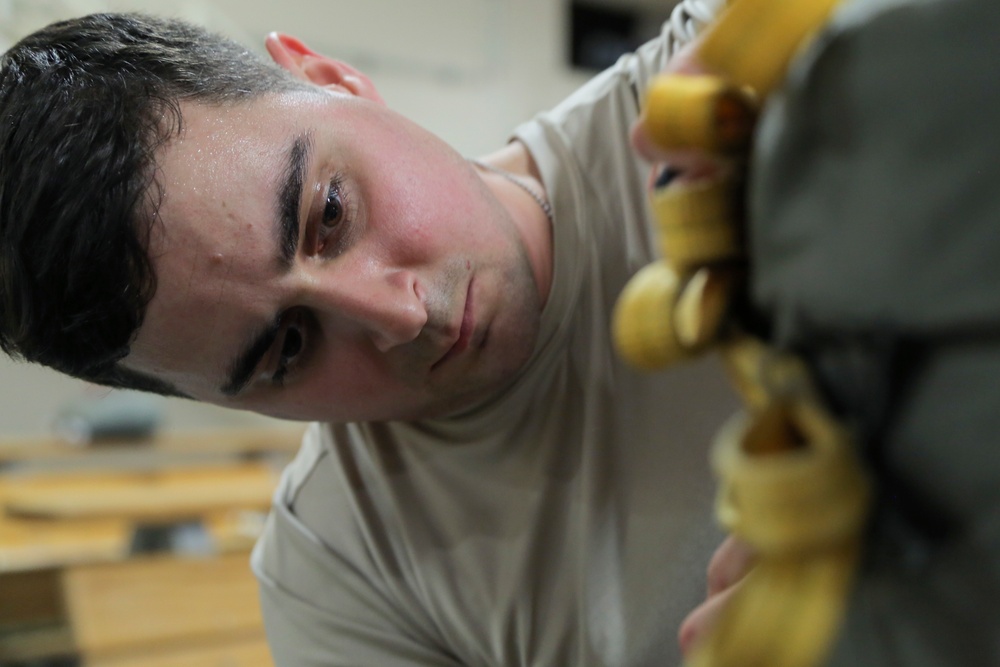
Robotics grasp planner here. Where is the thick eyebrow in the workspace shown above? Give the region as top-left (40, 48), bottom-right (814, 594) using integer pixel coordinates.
top-left (220, 313), bottom-right (283, 397)
top-left (219, 133), bottom-right (312, 397)
top-left (277, 132), bottom-right (313, 269)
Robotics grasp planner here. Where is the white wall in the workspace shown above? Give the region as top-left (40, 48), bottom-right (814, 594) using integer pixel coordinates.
top-left (0, 0), bottom-right (668, 438)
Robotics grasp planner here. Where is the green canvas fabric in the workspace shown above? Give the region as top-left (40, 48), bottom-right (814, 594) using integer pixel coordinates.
top-left (749, 0), bottom-right (1000, 663)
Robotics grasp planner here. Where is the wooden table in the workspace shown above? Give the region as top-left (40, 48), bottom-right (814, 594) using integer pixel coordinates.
top-left (0, 428), bottom-right (302, 667)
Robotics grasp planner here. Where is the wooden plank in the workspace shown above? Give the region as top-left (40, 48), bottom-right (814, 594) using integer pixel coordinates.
top-left (0, 569), bottom-right (63, 627)
top-left (63, 553), bottom-right (264, 657)
top-left (0, 515), bottom-right (130, 572)
top-left (85, 633), bottom-right (273, 667)
top-left (2, 464), bottom-right (279, 522)
top-left (0, 427), bottom-right (303, 466)
top-left (0, 570), bottom-right (73, 662)
top-left (0, 623), bottom-right (74, 662)
top-left (0, 508), bottom-right (266, 573)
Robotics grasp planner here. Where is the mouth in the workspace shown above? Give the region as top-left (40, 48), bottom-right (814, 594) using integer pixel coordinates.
top-left (431, 280), bottom-right (475, 371)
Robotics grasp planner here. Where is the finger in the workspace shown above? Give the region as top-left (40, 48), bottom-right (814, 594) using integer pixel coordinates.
top-left (629, 39), bottom-right (711, 164)
top-left (630, 40), bottom-right (706, 162)
top-left (678, 580), bottom-right (743, 657)
top-left (706, 535), bottom-right (756, 597)
top-left (666, 39), bottom-right (712, 77)
top-left (630, 115), bottom-right (667, 163)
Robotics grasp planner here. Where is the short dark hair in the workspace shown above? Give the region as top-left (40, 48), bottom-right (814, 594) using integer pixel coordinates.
top-left (0, 13), bottom-right (310, 396)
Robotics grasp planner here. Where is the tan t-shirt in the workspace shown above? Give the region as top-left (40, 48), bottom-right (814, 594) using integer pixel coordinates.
top-left (252, 20), bottom-right (739, 667)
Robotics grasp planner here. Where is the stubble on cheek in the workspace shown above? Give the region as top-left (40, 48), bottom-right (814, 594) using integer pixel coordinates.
top-left (480, 255), bottom-right (543, 383)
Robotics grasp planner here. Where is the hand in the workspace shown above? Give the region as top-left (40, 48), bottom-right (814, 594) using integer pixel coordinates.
top-left (629, 40), bottom-right (731, 185)
top-left (678, 535), bottom-right (756, 656)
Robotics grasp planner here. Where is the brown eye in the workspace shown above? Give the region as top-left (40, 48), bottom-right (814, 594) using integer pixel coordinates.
top-left (281, 327), bottom-right (303, 361)
top-left (323, 180), bottom-right (343, 228)
top-left (272, 323), bottom-right (305, 386)
top-left (317, 177), bottom-right (348, 255)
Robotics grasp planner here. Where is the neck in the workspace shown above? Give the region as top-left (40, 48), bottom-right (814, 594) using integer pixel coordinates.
top-left (478, 140), bottom-right (545, 183)
top-left (474, 142), bottom-right (553, 307)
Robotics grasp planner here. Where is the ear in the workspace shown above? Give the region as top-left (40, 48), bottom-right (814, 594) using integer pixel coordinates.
top-left (264, 32), bottom-right (385, 105)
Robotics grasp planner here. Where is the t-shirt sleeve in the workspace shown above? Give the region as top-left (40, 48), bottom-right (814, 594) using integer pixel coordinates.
top-left (511, 11), bottom-right (723, 277)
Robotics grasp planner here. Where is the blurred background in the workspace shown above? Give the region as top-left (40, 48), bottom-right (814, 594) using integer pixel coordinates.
top-left (0, 0), bottom-right (678, 441)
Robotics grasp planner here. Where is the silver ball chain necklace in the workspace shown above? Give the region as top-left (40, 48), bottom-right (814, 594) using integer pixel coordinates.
top-left (470, 159), bottom-right (553, 224)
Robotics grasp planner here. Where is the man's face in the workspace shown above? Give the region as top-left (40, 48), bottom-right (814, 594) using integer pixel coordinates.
top-left (125, 90), bottom-right (543, 422)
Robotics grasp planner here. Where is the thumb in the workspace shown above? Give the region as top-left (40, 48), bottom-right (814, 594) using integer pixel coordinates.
top-left (678, 578), bottom-right (745, 657)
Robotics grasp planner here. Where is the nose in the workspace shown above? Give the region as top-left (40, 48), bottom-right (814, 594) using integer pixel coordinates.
top-left (303, 264), bottom-right (427, 352)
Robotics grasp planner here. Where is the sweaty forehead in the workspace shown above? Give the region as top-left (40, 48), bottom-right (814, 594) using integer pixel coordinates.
top-left (125, 97), bottom-right (302, 397)
top-left (150, 92), bottom-right (331, 241)
top-left (157, 100), bottom-right (275, 201)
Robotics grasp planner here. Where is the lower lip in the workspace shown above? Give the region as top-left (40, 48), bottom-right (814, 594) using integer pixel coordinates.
top-left (453, 283), bottom-right (474, 355)
top-left (432, 281), bottom-right (474, 370)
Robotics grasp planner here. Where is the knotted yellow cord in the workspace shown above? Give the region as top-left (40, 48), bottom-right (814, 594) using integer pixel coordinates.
top-left (612, 1), bottom-right (871, 666)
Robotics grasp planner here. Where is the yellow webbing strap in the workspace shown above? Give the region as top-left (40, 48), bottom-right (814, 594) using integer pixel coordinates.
top-left (690, 340), bottom-right (870, 667)
top-left (643, 76), bottom-right (757, 154)
top-left (613, 1), bottom-right (871, 666)
top-left (699, 0), bottom-right (845, 96)
top-left (613, 261), bottom-right (690, 370)
top-left (651, 177), bottom-right (742, 273)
